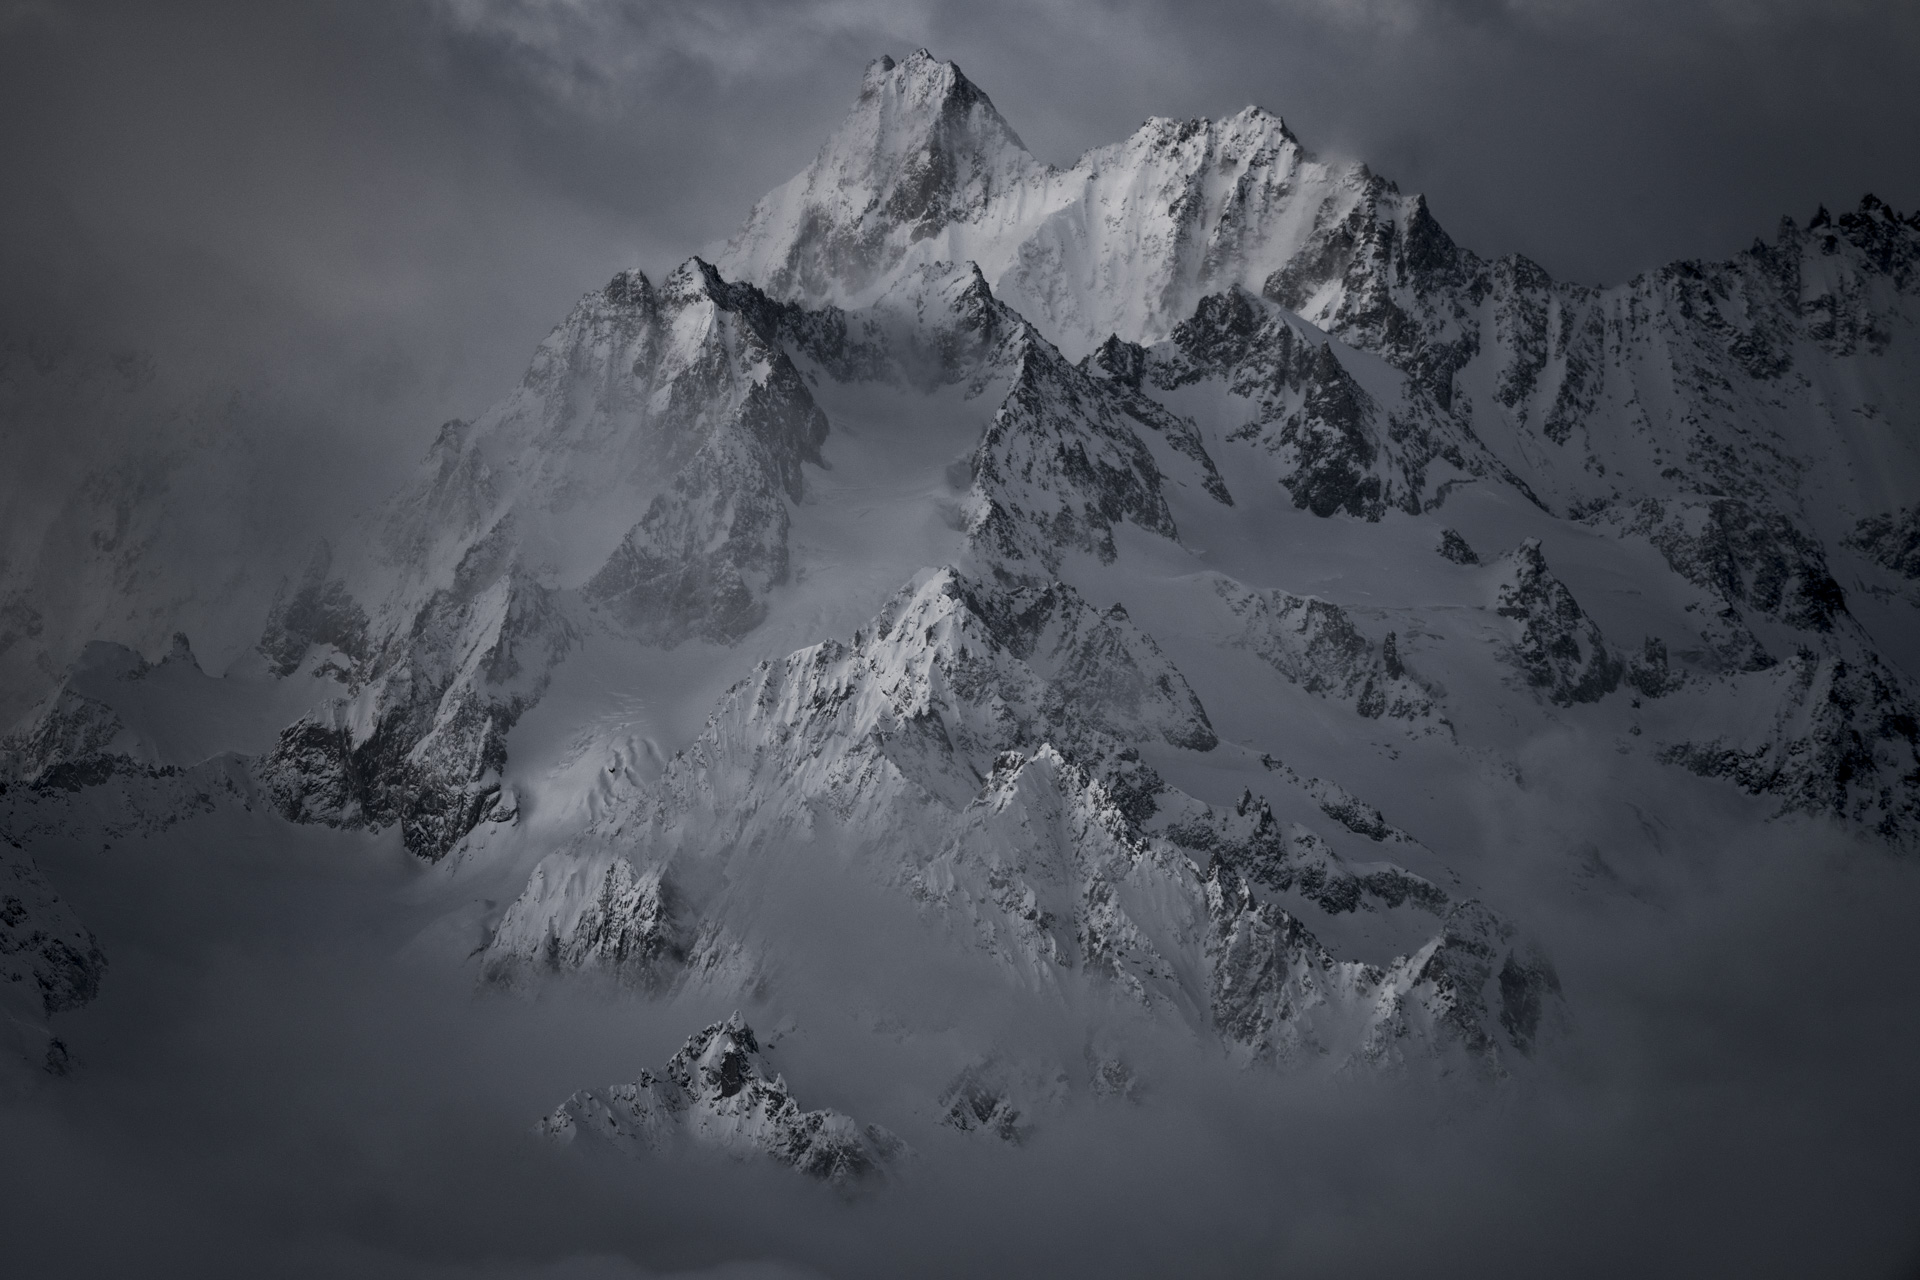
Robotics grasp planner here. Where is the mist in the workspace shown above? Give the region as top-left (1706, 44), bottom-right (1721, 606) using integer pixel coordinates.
top-left (6, 0), bottom-right (1917, 692)
top-left (4, 4), bottom-right (1919, 1276)
top-left (4, 786), bottom-right (1918, 1277)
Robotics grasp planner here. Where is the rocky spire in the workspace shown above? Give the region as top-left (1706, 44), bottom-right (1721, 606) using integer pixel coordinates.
top-left (718, 51), bottom-right (1041, 303)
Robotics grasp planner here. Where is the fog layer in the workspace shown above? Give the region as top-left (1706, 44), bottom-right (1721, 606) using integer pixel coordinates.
top-left (5, 799), bottom-right (1919, 1277)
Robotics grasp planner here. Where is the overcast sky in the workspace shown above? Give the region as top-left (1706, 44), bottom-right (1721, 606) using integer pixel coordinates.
top-left (4, 0), bottom-right (1919, 465)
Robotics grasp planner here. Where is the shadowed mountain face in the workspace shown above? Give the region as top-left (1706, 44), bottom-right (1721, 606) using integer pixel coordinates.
top-left (4, 51), bottom-right (1919, 1262)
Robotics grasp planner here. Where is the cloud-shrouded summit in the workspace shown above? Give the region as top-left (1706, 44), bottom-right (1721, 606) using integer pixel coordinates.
top-left (720, 50), bottom-right (1417, 358)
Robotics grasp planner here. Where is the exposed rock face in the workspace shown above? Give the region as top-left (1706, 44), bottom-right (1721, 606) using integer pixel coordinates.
top-left (1204, 861), bottom-right (1556, 1072)
top-left (483, 853), bottom-right (689, 991)
top-left (1492, 540), bottom-right (1623, 706)
top-left (1846, 506), bottom-right (1920, 607)
top-left (1211, 577), bottom-right (1443, 729)
top-left (261, 259), bottom-right (831, 859)
top-left (0, 639), bottom-right (259, 854)
top-left (380, 259), bottom-right (831, 613)
top-left (1256, 759), bottom-right (1420, 845)
top-left (580, 263), bottom-right (831, 645)
top-left (819, 264), bottom-right (1242, 570)
top-left (487, 569), bottom-right (1554, 1077)
top-left (4, 682), bottom-right (135, 790)
top-left (1615, 498), bottom-right (1849, 639)
top-left (905, 744), bottom-right (1205, 1002)
top-left (259, 565), bottom-right (574, 860)
top-left (575, 565), bottom-right (1220, 862)
top-left (239, 70), bottom-right (1920, 890)
top-left (719, 56), bottom-right (1919, 543)
top-left (1663, 650), bottom-right (1920, 848)
top-left (0, 840), bottom-right (103, 1015)
top-left (936, 1055), bottom-right (1064, 1144)
top-left (539, 1013), bottom-right (907, 1186)
top-left (721, 57), bottom-right (1442, 361)
top-left (765, 259), bottom-right (1030, 393)
top-left (723, 51), bottom-right (1042, 306)
top-left (719, 53), bottom-right (1918, 714)
top-left (1624, 636), bottom-right (1685, 700)
top-left (994, 107), bottom-right (1414, 357)
top-left (1437, 529), bottom-right (1481, 565)
top-left (256, 542), bottom-right (369, 678)
top-left (1128, 289), bottom-right (1517, 520)
top-left (481, 567), bottom-right (1218, 997)
top-left (1225, 186), bottom-right (1920, 531)
top-left (257, 243), bottom-right (1231, 864)
top-left (0, 636), bottom-right (229, 798)
top-left (1848, 507), bottom-right (1920, 581)
top-left (968, 335), bottom-right (1204, 566)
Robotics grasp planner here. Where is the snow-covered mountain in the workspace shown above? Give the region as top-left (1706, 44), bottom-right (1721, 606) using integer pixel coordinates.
top-left (720, 52), bottom-right (1420, 361)
top-left (539, 1012), bottom-right (906, 1187)
top-left (483, 565), bottom-right (1555, 1078)
top-left (7, 48), bottom-right (1918, 1165)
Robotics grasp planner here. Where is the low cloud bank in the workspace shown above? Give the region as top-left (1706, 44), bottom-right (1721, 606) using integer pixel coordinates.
top-left (3, 802), bottom-right (1917, 1278)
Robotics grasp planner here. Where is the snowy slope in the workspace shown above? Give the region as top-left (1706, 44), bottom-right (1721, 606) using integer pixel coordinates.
top-left (487, 566), bottom-right (1560, 1080)
top-left (10, 48), bottom-right (1920, 1170)
top-left (720, 53), bottom-right (1415, 362)
top-left (255, 260), bottom-right (836, 858)
top-left (721, 54), bottom-right (1920, 532)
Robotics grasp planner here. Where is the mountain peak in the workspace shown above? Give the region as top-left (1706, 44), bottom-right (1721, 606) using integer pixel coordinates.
top-left (658, 255), bottom-right (725, 304)
top-left (859, 48), bottom-right (990, 109)
top-left (719, 58), bottom-right (1410, 351)
top-left (817, 48), bottom-right (1034, 221)
top-left (1118, 105), bottom-right (1304, 161)
top-left (1226, 103), bottom-right (1302, 149)
top-left (539, 1014), bottom-right (908, 1185)
top-left (718, 51), bottom-right (1040, 304)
